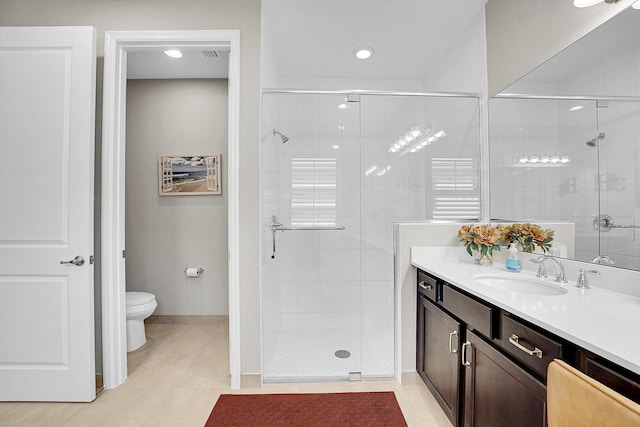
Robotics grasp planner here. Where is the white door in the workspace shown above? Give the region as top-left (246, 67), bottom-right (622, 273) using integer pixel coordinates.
top-left (0, 27), bottom-right (97, 402)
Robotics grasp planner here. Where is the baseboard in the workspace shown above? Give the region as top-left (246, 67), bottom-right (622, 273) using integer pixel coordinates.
top-left (146, 315), bottom-right (228, 325)
top-left (96, 373), bottom-right (104, 396)
top-left (241, 373), bottom-right (262, 388)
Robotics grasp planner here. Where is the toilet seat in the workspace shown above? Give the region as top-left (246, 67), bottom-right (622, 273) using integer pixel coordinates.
top-left (127, 291), bottom-right (155, 307)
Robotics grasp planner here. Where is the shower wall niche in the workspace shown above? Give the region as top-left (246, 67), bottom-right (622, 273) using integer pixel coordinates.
top-left (261, 91), bottom-right (481, 382)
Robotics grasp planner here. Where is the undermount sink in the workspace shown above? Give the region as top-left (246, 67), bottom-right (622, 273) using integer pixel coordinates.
top-left (471, 273), bottom-right (568, 296)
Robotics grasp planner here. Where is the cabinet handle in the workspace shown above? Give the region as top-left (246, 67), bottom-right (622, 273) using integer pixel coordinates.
top-left (461, 341), bottom-right (471, 367)
top-left (449, 331), bottom-right (458, 354)
top-left (418, 281), bottom-right (433, 291)
top-left (509, 334), bottom-right (543, 359)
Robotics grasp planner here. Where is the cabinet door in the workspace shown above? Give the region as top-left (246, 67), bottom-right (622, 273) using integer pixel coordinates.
top-left (462, 330), bottom-right (547, 427)
top-left (417, 295), bottom-right (462, 425)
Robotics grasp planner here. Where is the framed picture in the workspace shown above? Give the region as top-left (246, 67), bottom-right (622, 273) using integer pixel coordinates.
top-left (158, 154), bottom-right (221, 196)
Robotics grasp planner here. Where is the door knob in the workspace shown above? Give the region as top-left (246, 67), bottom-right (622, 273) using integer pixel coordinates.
top-left (60, 255), bottom-right (85, 266)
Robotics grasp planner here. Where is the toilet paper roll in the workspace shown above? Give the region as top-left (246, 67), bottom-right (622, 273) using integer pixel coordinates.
top-left (185, 267), bottom-right (203, 278)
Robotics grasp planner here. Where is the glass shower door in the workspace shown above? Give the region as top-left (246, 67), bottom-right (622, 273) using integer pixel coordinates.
top-left (261, 92), bottom-right (364, 381)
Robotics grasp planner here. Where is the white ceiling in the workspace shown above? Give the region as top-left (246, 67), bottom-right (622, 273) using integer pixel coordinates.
top-left (262, 0), bottom-right (488, 81)
top-left (125, 0), bottom-right (488, 81)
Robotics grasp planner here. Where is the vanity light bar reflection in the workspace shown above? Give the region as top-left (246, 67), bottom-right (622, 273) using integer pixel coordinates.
top-left (388, 127), bottom-right (447, 154)
top-left (512, 154), bottom-right (571, 165)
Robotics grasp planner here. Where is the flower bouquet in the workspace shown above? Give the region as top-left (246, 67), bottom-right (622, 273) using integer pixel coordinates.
top-left (458, 224), bottom-right (501, 265)
top-left (497, 223), bottom-right (554, 253)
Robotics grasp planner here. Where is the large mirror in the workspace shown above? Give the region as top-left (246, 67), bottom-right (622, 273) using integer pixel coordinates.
top-left (489, 5), bottom-right (640, 271)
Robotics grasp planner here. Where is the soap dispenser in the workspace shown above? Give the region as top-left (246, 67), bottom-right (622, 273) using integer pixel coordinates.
top-left (505, 244), bottom-right (522, 272)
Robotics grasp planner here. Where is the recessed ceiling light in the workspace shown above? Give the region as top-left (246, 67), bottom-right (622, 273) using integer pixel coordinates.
top-left (353, 46), bottom-right (374, 60)
top-left (569, 105), bottom-right (584, 112)
top-left (164, 49), bottom-right (183, 59)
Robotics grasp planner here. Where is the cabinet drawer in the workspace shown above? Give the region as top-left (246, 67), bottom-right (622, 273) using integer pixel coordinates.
top-left (417, 270), bottom-right (438, 301)
top-left (498, 313), bottom-right (562, 380)
top-left (442, 285), bottom-right (493, 338)
top-left (585, 357), bottom-right (640, 403)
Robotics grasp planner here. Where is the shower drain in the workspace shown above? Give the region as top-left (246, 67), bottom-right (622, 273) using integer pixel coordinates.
top-left (335, 350), bottom-right (351, 359)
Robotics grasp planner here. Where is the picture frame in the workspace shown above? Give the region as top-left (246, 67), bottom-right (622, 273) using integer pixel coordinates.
top-left (158, 154), bottom-right (221, 196)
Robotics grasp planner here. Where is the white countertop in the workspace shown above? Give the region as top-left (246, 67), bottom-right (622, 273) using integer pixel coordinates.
top-left (411, 246), bottom-right (640, 376)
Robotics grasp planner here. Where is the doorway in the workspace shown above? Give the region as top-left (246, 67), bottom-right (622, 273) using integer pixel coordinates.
top-left (102, 30), bottom-right (241, 389)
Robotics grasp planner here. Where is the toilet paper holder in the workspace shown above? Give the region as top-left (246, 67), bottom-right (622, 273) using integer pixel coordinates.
top-left (184, 267), bottom-right (204, 277)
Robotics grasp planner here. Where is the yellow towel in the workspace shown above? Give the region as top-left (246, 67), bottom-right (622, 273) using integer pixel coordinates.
top-left (547, 359), bottom-right (640, 427)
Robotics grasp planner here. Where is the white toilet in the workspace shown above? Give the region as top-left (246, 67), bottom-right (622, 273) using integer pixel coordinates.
top-left (125, 291), bottom-right (158, 352)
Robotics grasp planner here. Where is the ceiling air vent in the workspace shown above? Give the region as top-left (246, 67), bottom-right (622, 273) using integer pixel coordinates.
top-left (201, 50), bottom-right (222, 59)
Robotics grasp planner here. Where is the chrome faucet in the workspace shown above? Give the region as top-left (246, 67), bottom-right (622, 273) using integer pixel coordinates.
top-left (576, 269), bottom-right (599, 289)
top-left (530, 255), bottom-right (568, 283)
top-left (592, 255), bottom-right (615, 265)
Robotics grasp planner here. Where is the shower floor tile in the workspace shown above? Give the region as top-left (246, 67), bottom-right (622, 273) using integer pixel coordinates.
top-left (264, 328), bottom-right (394, 381)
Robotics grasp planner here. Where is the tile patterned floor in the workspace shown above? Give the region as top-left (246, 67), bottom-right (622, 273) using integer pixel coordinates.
top-left (0, 318), bottom-right (451, 427)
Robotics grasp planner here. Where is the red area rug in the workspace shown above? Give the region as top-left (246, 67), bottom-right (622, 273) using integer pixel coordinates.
top-left (204, 391), bottom-right (408, 426)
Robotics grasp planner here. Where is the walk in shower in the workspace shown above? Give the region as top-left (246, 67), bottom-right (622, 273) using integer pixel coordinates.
top-left (261, 90), bottom-right (481, 382)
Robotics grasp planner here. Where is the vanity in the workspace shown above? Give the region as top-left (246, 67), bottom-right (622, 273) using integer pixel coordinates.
top-left (412, 247), bottom-right (640, 427)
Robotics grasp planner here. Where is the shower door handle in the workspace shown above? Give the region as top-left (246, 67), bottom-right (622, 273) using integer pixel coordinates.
top-left (60, 255), bottom-right (85, 267)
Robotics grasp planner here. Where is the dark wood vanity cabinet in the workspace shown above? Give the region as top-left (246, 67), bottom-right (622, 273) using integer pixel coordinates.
top-left (416, 268), bottom-right (640, 427)
top-left (416, 269), bottom-right (552, 427)
top-left (417, 293), bottom-right (461, 425)
top-left (463, 330), bottom-right (547, 427)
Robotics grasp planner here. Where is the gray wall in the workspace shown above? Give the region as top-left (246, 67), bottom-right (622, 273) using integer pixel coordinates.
top-left (485, 0), bottom-right (635, 96)
top-left (125, 79), bottom-right (228, 315)
top-left (0, 0), bottom-right (262, 375)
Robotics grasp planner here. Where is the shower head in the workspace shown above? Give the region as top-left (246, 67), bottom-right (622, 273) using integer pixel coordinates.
top-left (586, 132), bottom-right (605, 147)
top-left (273, 129), bottom-right (290, 144)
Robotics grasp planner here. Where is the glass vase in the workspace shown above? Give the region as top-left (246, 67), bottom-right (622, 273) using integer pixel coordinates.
top-left (473, 249), bottom-right (493, 265)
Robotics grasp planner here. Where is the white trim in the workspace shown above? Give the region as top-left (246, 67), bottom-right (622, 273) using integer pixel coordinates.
top-left (101, 30), bottom-right (241, 389)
